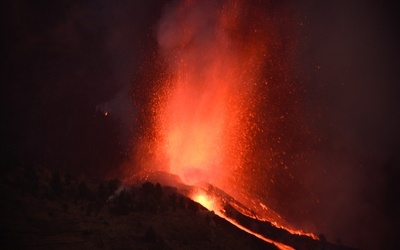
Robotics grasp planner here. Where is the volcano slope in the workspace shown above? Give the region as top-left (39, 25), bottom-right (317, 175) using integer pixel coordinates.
top-left (1, 166), bottom-right (358, 250)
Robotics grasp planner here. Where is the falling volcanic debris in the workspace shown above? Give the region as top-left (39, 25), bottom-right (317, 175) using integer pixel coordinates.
top-left (153, 0), bottom-right (268, 187)
top-left (129, 0), bottom-right (315, 239)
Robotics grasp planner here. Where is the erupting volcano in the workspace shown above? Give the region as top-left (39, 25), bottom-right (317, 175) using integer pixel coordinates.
top-left (128, 0), bottom-right (319, 247)
top-left (3, 0), bottom-right (398, 249)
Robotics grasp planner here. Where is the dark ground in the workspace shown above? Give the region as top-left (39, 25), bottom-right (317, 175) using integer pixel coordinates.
top-left (0, 163), bottom-right (359, 250)
top-left (0, 163), bottom-right (278, 250)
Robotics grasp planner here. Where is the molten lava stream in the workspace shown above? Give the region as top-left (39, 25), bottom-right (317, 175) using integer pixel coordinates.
top-left (225, 195), bottom-right (318, 240)
top-left (222, 216), bottom-right (295, 250)
top-left (191, 191), bottom-right (294, 250)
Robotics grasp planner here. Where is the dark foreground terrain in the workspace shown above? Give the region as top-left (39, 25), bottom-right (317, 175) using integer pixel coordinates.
top-left (0, 163), bottom-right (357, 249)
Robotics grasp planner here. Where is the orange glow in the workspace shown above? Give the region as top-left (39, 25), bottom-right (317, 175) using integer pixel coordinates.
top-left (190, 189), bottom-right (317, 241)
top-left (189, 191), bottom-right (294, 250)
top-left (191, 191), bottom-right (219, 212)
top-left (221, 216), bottom-right (295, 250)
top-left (134, 0), bottom-right (317, 242)
top-left (153, 0), bottom-right (266, 188)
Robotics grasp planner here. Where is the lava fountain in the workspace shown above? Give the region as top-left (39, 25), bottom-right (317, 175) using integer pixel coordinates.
top-left (130, 0), bottom-right (315, 241)
top-left (153, 0), bottom-right (268, 190)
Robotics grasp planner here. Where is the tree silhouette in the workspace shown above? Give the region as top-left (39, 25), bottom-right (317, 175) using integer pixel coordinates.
top-left (78, 181), bottom-right (90, 200)
top-left (108, 179), bottom-right (120, 196)
top-left (141, 181), bottom-right (155, 195)
top-left (154, 182), bottom-right (163, 200)
top-left (51, 171), bottom-right (63, 197)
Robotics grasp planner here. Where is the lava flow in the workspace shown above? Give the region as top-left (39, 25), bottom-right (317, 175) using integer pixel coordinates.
top-left (131, 0), bottom-right (316, 244)
top-left (190, 190), bottom-right (295, 250)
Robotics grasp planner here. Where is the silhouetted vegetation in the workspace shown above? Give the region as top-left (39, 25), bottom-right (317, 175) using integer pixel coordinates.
top-left (154, 182), bottom-right (163, 200)
top-left (108, 179), bottom-right (120, 196)
top-left (97, 182), bottom-right (107, 200)
top-left (111, 189), bottom-right (133, 215)
top-left (141, 181), bottom-right (155, 194)
top-left (65, 172), bottom-right (73, 186)
top-left (24, 163), bottom-right (39, 195)
top-left (51, 171), bottom-right (64, 197)
top-left (0, 166), bottom-right (355, 250)
top-left (169, 193), bottom-right (177, 211)
top-left (86, 202), bottom-right (93, 216)
top-left (178, 195), bottom-right (185, 209)
top-left (78, 181), bottom-right (90, 200)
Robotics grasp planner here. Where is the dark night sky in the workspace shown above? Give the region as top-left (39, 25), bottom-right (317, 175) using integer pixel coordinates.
top-left (293, 1), bottom-right (400, 249)
top-left (1, 0), bottom-right (400, 249)
top-left (1, 0), bottom-right (167, 176)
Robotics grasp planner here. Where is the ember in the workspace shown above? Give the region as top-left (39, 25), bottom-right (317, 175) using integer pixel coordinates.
top-left (134, 0), bottom-right (315, 242)
top-left (151, 0), bottom-right (268, 194)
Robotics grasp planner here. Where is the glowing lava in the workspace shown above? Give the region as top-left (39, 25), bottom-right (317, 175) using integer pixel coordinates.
top-left (190, 190), bottom-right (294, 250)
top-left (191, 192), bottom-right (218, 212)
top-left (152, 0), bottom-right (267, 189)
top-left (132, 0), bottom-right (317, 243)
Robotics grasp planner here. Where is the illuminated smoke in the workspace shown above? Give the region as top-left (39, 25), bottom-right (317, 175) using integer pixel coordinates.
top-left (149, 0), bottom-right (268, 190)
top-left (130, 0), bottom-right (307, 228)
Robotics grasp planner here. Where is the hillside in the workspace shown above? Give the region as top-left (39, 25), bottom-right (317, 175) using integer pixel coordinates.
top-left (0, 164), bottom-right (357, 249)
